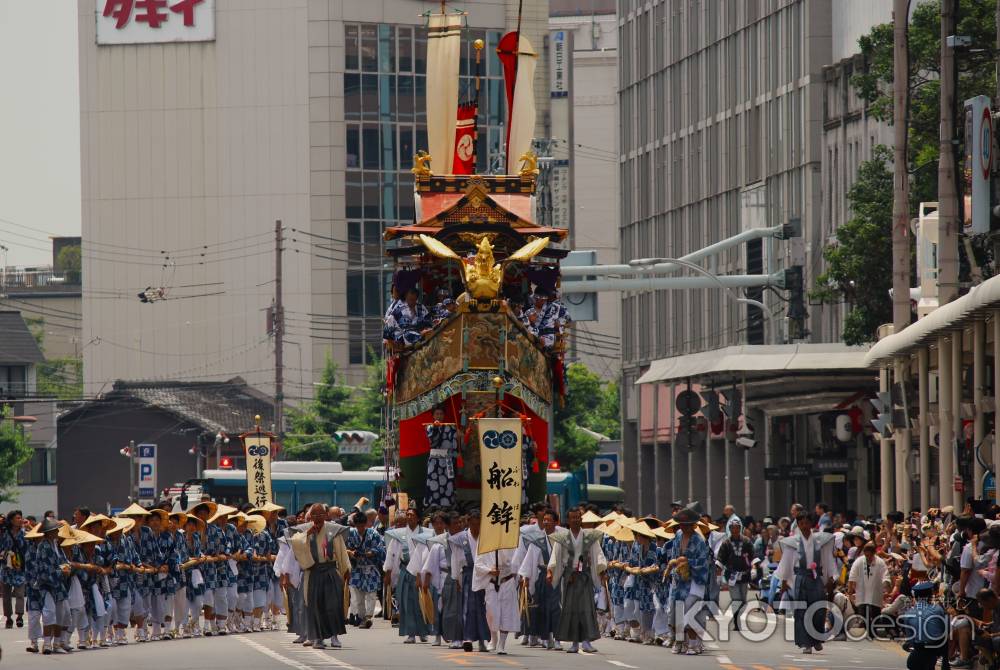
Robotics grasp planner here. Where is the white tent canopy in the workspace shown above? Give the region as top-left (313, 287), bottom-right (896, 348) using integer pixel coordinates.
top-left (864, 272), bottom-right (1000, 368)
top-left (635, 343), bottom-right (871, 385)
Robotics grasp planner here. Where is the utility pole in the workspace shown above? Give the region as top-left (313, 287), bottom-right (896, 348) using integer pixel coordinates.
top-left (892, 0), bottom-right (911, 332)
top-left (274, 220), bottom-right (284, 454)
top-left (892, 0), bottom-right (913, 518)
top-left (937, 0), bottom-right (959, 305)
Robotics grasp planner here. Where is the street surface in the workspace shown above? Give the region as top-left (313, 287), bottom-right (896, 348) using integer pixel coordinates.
top-left (0, 611), bottom-right (907, 670)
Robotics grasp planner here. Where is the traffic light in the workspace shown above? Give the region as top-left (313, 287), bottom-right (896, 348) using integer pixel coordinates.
top-left (784, 265), bottom-right (806, 340)
top-left (720, 388), bottom-right (742, 419)
top-left (700, 390), bottom-right (721, 423)
top-left (870, 391), bottom-right (892, 438)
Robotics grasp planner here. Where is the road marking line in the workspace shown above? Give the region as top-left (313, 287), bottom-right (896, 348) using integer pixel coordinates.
top-left (608, 661), bottom-right (639, 668)
top-left (238, 635), bottom-right (364, 670)
top-left (716, 655), bottom-right (733, 664)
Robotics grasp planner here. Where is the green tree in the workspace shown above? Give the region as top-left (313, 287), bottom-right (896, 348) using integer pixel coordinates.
top-left (56, 245), bottom-right (82, 285)
top-left (22, 317), bottom-right (85, 399)
top-left (0, 406), bottom-right (33, 504)
top-left (812, 146), bottom-right (894, 344)
top-left (283, 352), bottom-right (384, 469)
top-left (852, 0), bottom-right (996, 274)
top-left (853, 0), bottom-right (996, 207)
top-left (552, 363), bottom-right (622, 471)
top-left (37, 357), bottom-right (84, 400)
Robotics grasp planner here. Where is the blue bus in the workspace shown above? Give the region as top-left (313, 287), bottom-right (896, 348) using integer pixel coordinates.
top-left (185, 461), bottom-right (623, 519)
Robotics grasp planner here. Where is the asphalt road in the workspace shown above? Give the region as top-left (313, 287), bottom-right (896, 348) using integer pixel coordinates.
top-left (0, 612), bottom-right (909, 669)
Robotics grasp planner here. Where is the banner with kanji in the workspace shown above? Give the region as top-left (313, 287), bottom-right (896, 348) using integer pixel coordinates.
top-left (477, 418), bottom-right (522, 554)
top-left (243, 434), bottom-right (273, 508)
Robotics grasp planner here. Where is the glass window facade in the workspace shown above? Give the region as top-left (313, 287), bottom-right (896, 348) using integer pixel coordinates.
top-left (342, 22), bottom-right (505, 364)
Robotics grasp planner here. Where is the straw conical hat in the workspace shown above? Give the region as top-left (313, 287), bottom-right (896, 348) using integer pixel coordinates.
top-left (610, 525), bottom-right (635, 542)
top-left (627, 521), bottom-right (657, 539)
top-left (108, 517), bottom-right (135, 535)
top-left (246, 514), bottom-right (267, 533)
top-left (71, 529), bottom-right (103, 545)
top-left (58, 523), bottom-right (74, 540)
top-left (208, 504), bottom-right (238, 524)
top-left (120, 503), bottom-right (151, 517)
top-left (189, 500), bottom-right (218, 517)
top-left (581, 510), bottom-right (604, 524)
top-left (600, 511), bottom-right (622, 522)
top-left (248, 501), bottom-right (284, 514)
top-left (653, 526), bottom-right (675, 540)
top-left (25, 522), bottom-right (43, 540)
top-left (80, 514), bottom-right (114, 531)
top-left (600, 520), bottom-right (622, 536)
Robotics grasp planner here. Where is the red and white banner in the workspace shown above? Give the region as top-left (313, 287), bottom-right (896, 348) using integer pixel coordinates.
top-left (452, 103), bottom-right (478, 174)
top-left (497, 32), bottom-right (537, 173)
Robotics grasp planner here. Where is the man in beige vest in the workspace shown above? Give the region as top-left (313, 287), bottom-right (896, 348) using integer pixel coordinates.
top-left (290, 504), bottom-right (351, 649)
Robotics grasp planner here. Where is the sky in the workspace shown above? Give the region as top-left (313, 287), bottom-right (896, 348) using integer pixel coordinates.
top-left (0, 1), bottom-right (81, 268)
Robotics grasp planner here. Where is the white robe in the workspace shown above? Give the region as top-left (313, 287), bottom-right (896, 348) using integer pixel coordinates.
top-left (848, 554), bottom-right (888, 607)
top-left (547, 529), bottom-right (607, 588)
top-left (774, 531), bottom-right (837, 596)
top-left (274, 537), bottom-right (303, 589)
top-left (422, 541), bottom-right (449, 593)
top-left (518, 536), bottom-right (554, 596)
top-left (475, 547), bottom-right (519, 632)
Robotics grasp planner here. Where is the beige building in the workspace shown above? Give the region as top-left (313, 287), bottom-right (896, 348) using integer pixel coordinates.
top-left (548, 4), bottom-right (620, 376)
top-left (78, 0), bottom-right (549, 402)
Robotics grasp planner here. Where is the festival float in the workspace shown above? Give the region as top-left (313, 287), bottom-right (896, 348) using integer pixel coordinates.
top-left (381, 6), bottom-right (570, 514)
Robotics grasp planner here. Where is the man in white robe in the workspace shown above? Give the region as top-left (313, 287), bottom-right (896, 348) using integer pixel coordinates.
top-left (775, 512), bottom-right (837, 654)
top-left (548, 508), bottom-right (608, 653)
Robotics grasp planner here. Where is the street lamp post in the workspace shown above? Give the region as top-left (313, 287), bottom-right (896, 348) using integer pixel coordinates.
top-left (627, 257), bottom-right (772, 343)
top-left (627, 258), bottom-right (770, 515)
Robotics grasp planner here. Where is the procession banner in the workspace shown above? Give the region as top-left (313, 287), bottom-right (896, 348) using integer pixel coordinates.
top-left (243, 434), bottom-right (273, 508)
top-left (478, 418), bottom-right (522, 554)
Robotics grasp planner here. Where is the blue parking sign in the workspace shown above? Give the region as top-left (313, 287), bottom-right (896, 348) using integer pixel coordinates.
top-left (587, 453), bottom-right (619, 486)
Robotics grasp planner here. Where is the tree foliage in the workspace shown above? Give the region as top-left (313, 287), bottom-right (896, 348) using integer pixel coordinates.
top-left (812, 146), bottom-right (894, 344)
top-left (0, 406), bottom-right (33, 505)
top-left (37, 358), bottom-right (84, 401)
top-left (23, 317), bottom-right (84, 400)
top-left (815, 0), bottom-right (999, 341)
top-left (552, 363), bottom-right (621, 472)
top-left (853, 0), bottom-right (996, 208)
top-left (283, 352), bottom-right (384, 469)
top-left (56, 245), bottom-right (82, 285)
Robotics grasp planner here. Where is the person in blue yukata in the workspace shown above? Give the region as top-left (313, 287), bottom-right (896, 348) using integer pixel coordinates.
top-left (32, 518), bottom-right (71, 655)
top-left (181, 514), bottom-right (206, 637)
top-left (347, 509), bottom-right (386, 629)
top-left (247, 514), bottom-right (272, 632)
top-left (386, 287), bottom-right (433, 346)
top-left (232, 512), bottom-right (255, 632)
top-left (24, 521), bottom-right (45, 652)
top-left (665, 506), bottom-right (711, 656)
top-left (119, 503), bottom-right (154, 643)
top-left (1, 509), bottom-right (26, 630)
top-left (627, 522), bottom-right (660, 644)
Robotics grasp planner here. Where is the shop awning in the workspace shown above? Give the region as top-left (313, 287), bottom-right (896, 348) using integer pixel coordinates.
top-left (635, 343), bottom-right (871, 385)
top-left (864, 273), bottom-right (1000, 367)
